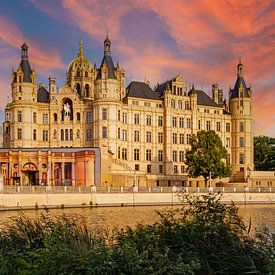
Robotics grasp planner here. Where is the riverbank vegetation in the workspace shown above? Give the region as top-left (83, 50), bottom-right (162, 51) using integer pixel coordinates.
top-left (0, 194), bottom-right (274, 274)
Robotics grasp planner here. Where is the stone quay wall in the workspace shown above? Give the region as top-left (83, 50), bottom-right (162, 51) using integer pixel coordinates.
top-left (0, 186), bottom-right (275, 210)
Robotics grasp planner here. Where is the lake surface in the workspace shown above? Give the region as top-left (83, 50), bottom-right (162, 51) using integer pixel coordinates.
top-left (0, 204), bottom-right (274, 233)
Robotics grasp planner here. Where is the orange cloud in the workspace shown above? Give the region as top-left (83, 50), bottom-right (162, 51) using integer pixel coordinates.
top-left (0, 15), bottom-right (64, 74)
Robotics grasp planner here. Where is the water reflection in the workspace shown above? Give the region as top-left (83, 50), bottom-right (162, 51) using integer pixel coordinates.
top-left (0, 204), bottom-right (274, 233)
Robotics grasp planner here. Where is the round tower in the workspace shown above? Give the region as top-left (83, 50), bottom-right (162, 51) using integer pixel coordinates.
top-left (229, 60), bottom-right (253, 182)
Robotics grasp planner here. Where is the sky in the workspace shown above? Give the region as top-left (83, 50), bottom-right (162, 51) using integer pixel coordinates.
top-left (0, 0), bottom-right (274, 137)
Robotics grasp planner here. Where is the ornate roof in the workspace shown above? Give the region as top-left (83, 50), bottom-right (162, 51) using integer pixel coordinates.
top-left (37, 85), bottom-right (49, 103)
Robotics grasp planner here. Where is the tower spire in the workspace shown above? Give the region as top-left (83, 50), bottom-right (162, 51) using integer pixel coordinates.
top-left (237, 57), bottom-right (243, 77)
top-left (78, 40), bottom-right (84, 57)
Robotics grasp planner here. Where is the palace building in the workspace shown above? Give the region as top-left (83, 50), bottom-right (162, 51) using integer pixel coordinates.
top-left (0, 38), bottom-right (254, 187)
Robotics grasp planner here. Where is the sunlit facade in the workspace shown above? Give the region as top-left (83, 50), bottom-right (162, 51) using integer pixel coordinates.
top-left (1, 39), bottom-right (254, 187)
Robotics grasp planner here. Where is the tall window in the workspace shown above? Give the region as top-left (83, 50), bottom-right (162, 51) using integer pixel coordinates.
top-left (102, 126), bottom-right (107, 138)
top-left (226, 137), bottom-right (230, 148)
top-left (117, 110), bottom-right (121, 121)
top-left (179, 133), bottom-right (184, 144)
top-left (187, 134), bottom-right (191, 145)
top-left (17, 111), bottom-right (22, 122)
top-left (117, 128), bottom-right (120, 139)
top-left (86, 112), bottom-right (92, 124)
top-left (178, 100), bottom-right (182, 109)
top-left (172, 117), bottom-right (177, 127)
top-left (216, 122), bottom-right (221, 132)
top-left (134, 149), bottom-right (140, 161)
top-left (43, 114), bottom-right (48, 125)
top-left (134, 114), bottom-right (139, 125)
top-left (33, 129), bottom-right (36, 141)
top-left (146, 149), bottom-right (152, 161)
top-left (159, 165), bottom-right (163, 174)
top-left (158, 116), bottom-right (163, 127)
top-left (240, 137), bottom-right (244, 147)
top-left (117, 147), bottom-right (121, 159)
top-left (206, 121), bottom-right (211, 131)
top-left (146, 115), bottom-right (152, 126)
top-left (17, 128), bottom-right (22, 140)
top-left (122, 113), bottom-right (127, 124)
top-left (186, 118), bottom-right (191, 128)
top-left (61, 129), bottom-right (64, 141)
top-left (226, 123), bottom-right (230, 132)
top-left (122, 148), bottom-right (127, 160)
top-left (185, 101), bottom-right (190, 110)
top-left (171, 100), bottom-right (175, 108)
top-left (179, 117), bottom-right (184, 128)
top-left (43, 130), bottom-right (48, 141)
top-left (65, 129), bottom-right (69, 140)
top-left (54, 113), bottom-right (58, 122)
top-left (147, 165), bottom-right (152, 173)
top-left (174, 165), bottom-right (178, 174)
top-left (172, 150), bottom-right (177, 162)
top-left (122, 130), bottom-right (127, 141)
top-left (102, 108), bottom-right (107, 120)
top-left (179, 151), bottom-right (185, 162)
top-left (240, 122), bottom-right (244, 132)
top-left (239, 153), bottom-right (245, 164)
top-left (134, 130), bottom-right (140, 142)
top-left (198, 119), bottom-right (201, 130)
top-left (33, 112), bottom-right (37, 123)
top-left (158, 150), bottom-right (163, 162)
top-left (172, 133), bottom-right (177, 144)
top-left (158, 132), bottom-right (163, 143)
top-left (70, 129), bottom-right (73, 140)
top-left (146, 131), bottom-right (152, 143)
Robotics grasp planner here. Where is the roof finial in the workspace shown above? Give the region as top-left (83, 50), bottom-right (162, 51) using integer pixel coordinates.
top-left (21, 43), bottom-right (28, 60)
top-left (237, 57), bottom-right (243, 77)
top-left (104, 35), bottom-right (111, 55)
top-left (78, 40), bottom-right (84, 57)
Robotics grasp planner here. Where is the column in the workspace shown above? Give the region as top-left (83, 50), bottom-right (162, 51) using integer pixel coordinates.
top-left (47, 161), bottom-right (51, 186)
top-left (61, 162), bottom-right (65, 186)
top-left (72, 162), bottom-right (76, 186)
top-left (85, 160), bottom-right (88, 186)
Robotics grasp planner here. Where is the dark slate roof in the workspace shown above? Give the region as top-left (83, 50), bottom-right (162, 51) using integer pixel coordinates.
top-left (20, 60), bottom-right (32, 82)
top-left (97, 55), bottom-right (116, 79)
top-left (155, 79), bottom-right (174, 96)
top-left (126, 81), bottom-right (160, 100)
top-left (230, 76), bottom-right (250, 98)
top-left (188, 89), bottom-right (220, 107)
top-left (37, 86), bottom-right (50, 103)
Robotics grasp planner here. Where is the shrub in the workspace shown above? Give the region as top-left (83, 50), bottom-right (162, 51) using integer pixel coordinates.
top-left (0, 194), bottom-right (274, 274)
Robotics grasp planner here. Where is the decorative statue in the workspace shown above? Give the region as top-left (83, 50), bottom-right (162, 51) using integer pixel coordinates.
top-left (63, 103), bottom-right (71, 116)
top-left (53, 130), bottom-right (57, 139)
top-left (76, 129), bottom-right (80, 138)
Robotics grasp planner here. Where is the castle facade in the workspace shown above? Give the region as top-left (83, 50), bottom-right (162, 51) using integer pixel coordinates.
top-left (1, 38), bottom-right (254, 187)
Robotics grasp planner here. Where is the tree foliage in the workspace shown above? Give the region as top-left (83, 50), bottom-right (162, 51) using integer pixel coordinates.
top-left (254, 135), bottom-right (275, 171)
top-left (185, 130), bottom-right (231, 186)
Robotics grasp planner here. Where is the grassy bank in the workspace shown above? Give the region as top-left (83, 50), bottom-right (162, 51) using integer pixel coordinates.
top-left (0, 194), bottom-right (274, 274)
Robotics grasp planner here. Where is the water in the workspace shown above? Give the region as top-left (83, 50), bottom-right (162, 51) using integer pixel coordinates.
top-left (0, 204), bottom-right (274, 233)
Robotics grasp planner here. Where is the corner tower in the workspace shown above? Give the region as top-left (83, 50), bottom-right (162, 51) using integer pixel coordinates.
top-left (229, 60), bottom-right (253, 182)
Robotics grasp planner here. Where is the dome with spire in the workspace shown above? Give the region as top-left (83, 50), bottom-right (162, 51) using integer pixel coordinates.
top-left (66, 40), bottom-right (93, 83)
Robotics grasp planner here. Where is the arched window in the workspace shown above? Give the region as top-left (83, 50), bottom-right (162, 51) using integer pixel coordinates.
top-left (76, 70), bottom-right (81, 77)
top-left (76, 83), bottom-right (81, 95)
top-left (178, 100), bottom-right (182, 109)
top-left (171, 100), bottom-right (175, 108)
top-left (77, 112), bottom-right (80, 121)
top-left (84, 84), bottom-right (89, 97)
top-left (185, 101), bottom-right (190, 110)
top-left (54, 113), bottom-right (57, 122)
top-left (85, 71), bottom-right (88, 77)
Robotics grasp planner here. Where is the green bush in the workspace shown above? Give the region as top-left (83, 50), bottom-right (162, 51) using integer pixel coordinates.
top-left (0, 194), bottom-right (274, 274)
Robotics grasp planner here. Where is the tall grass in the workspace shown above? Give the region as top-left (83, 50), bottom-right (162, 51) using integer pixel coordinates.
top-left (0, 194), bottom-right (274, 274)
